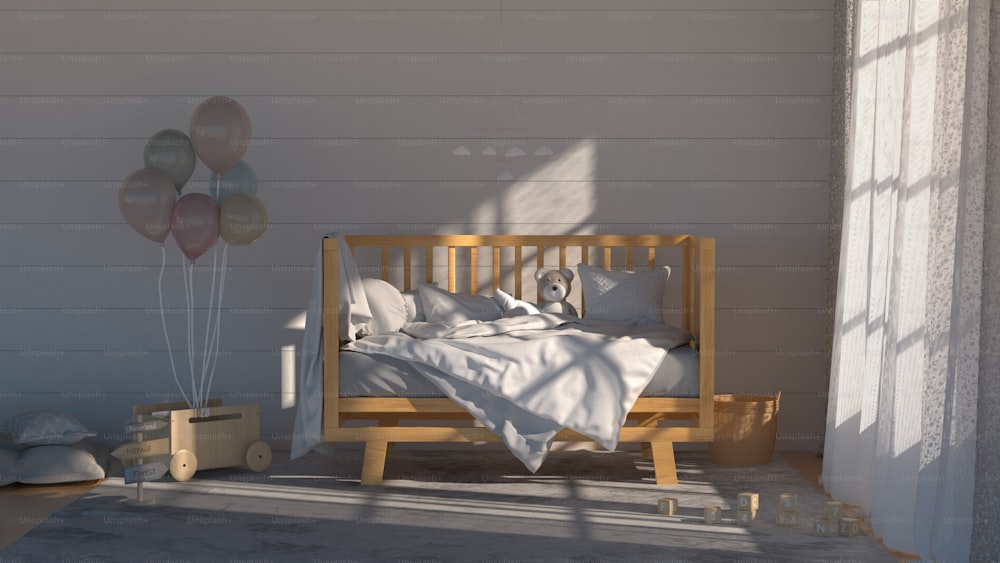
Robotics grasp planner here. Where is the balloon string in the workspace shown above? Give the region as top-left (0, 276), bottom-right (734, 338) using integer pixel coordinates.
top-left (198, 246), bottom-right (219, 405)
top-left (183, 256), bottom-right (199, 409)
top-left (204, 243), bottom-right (229, 407)
top-left (159, 245), bottom-right (192, 409)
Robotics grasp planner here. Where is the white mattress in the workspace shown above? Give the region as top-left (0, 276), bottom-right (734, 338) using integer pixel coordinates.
top-left (339, 342), bottom-right (700, 398)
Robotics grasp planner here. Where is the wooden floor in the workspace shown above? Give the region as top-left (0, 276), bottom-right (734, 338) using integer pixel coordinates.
top-left (0, 480), bottom-right (101, 549)
top-left (0, 453), bottom-right (919, 561)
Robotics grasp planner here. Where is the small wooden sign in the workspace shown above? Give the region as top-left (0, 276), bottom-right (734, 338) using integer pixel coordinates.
top-left (125, 418), bottom-right (168, 434)
top-left (124, 462), bottom-right (169, 485)
top-left (111, 438), bottom-right (169, 461)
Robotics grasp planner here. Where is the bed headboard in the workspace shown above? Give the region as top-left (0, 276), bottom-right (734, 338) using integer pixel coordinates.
top-left (323, 233), bottom-right (715, 346)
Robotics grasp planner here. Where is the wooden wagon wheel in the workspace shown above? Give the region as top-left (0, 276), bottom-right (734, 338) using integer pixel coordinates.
top-left (169, 449), bottom-right (198, 481)
top-left (245, 440), bottom-right (272, 472)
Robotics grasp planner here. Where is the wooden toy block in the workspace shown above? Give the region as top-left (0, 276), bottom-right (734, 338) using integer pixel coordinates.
top-left (775, 510), bottom-right (800, 527)
top-left (737, 492), bottom-right (759, 510)
top-left (839, 517), bottom-right (861, 537)
top-left (823, 501), bottom-right (844, 520)
top-left (736, 509), bottom-right (757, 527)
top-left (703, 505), bottom-right (723, 524)
top-left (778, 493), bottom-right (798, 512)
top-left (811, 517), bottom-right (838, 537)
top-left (657, 497), bottom-right (678, 515)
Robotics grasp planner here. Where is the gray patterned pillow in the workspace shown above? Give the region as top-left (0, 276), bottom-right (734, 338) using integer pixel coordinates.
top-left (3, 410), bottom-right (96, 446)
top-left (577, 263), bottom-right (672, 324)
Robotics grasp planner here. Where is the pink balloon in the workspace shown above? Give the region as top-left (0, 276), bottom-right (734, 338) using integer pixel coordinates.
top-left (171, 193), bottom-right (220, 262)
top-left (119, 169), bottom-right (176, 243)
top-left (189, 96), bottom-right (252, 175)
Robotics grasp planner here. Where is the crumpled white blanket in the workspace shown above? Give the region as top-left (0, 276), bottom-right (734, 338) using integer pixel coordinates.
top-left (290, 233), bottom-right (371, 460)
top-left (345, 314), bottom-right (680, 472)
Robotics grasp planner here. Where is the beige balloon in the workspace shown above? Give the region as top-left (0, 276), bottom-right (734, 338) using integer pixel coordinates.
top-left (220, 194), bottom-right (268, 245)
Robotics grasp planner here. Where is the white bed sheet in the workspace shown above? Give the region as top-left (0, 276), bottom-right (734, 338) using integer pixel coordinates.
top-left (339, 333), bottom-right (699, 399)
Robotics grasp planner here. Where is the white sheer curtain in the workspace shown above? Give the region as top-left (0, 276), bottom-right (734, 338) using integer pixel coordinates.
top-left (823, 1), bottom-right (988, 560)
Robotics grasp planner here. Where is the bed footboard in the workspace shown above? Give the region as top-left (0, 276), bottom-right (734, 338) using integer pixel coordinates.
top-left (321, 235), bottom-right (715, 485)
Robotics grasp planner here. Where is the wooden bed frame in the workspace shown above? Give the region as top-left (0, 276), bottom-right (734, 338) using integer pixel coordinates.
top-left (321, 234), bottom-right (715, 485)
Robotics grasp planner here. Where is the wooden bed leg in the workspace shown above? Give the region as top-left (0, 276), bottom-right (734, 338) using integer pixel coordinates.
top-left (650, 442), bottom-right (679, 485)
top-left (381, 418), bottom-right (397, 461)
top-left (360, 441), bottom-right (389, 486)
top-left (641, 443), bottom-right (653, 460)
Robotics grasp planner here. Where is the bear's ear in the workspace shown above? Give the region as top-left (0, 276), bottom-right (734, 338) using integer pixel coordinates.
top-left (534, 269), bottom-right (548, 282)
top-left (559, 268), bottom-right (574, 282)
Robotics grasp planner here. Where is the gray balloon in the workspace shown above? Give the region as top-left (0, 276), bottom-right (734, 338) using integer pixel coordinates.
top-left (144, 129), bottom-right (196, 192)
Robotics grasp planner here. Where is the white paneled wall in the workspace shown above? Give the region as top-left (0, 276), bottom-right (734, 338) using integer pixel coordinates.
top-left (0, 0), bottom-right (834, 451)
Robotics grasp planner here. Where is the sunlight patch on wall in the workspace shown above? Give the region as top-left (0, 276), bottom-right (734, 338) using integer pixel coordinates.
top-left (281, 311), bottom-right (308, 409)
top-left (468, 138), bottom-right (597, 234)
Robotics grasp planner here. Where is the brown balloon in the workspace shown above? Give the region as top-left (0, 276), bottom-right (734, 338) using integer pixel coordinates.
top-left (189, 96), bottom-right (252, 175)
top-left (119, 169), bottom-right (177, 243)
top-left (220, 194), bottom-right (268, 246)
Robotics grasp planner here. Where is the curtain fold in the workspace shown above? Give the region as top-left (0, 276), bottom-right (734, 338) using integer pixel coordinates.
top-left (823, 1), bottom-right (989, 559)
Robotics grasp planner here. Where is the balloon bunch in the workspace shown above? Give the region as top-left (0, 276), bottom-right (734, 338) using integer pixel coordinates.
top-left (118, 96), bottom-right (268, 410)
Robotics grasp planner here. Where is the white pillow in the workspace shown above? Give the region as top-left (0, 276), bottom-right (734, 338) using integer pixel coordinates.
top-left (359, 278), bottom-right (408, 335)
top-left (2, 410), bottom-right (96, 446)
top-left (492, 288), bottom-right (542, 316)
top-left (577, 263), bottom-right (671, 323)
top-left (416, 282), bottom-right (504, 326)
top-left (15, 444), bottom-right (106, 484)
top-left (401, 285), bottom-right (436, 323)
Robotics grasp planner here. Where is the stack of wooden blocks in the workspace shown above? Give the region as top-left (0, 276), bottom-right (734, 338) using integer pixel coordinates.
top-left (736, 492), bottom-right (758, 526)
top-left (776, 493), bottom-right (800, 526)
top-left (811, 501), bottom-right (861, 537)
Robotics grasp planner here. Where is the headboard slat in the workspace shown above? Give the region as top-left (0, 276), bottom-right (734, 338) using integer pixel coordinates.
top-left (514, 246), bottom-right (523, 299)
top-left (469, 247), bottom-right (478, 292)
top-left (492, 247), bottom-right (501, 292)
top-left (447, 246), bottom-right (456, 292)
top-left (403, 246), bottom-right (412, 291)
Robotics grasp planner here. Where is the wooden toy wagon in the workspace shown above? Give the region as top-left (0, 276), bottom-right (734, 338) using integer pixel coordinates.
top-left (123, 399), bottom-right (272, 482)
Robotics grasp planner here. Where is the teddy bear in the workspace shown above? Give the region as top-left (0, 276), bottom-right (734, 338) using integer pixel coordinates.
top-left (534, 268), bottom-right (578, 317)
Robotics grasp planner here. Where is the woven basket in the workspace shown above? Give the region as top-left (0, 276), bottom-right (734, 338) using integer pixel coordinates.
top-left (709, 391), bottom-right (781, 466)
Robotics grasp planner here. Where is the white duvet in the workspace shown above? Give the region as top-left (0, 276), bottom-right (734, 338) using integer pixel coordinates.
top-left (345, 314), bottom-right (681, 472)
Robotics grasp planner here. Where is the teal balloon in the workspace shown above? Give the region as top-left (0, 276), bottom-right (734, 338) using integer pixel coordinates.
top-left (209, 160), bottom-right (257, 203)
top-left (143, 129), bottom-right (196, 193)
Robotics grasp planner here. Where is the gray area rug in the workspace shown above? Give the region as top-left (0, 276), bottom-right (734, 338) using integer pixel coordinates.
top-left (2, 448), bottom-right (895, 563)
